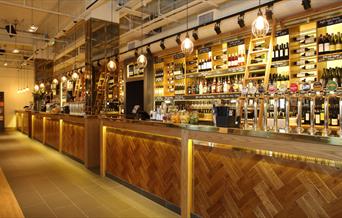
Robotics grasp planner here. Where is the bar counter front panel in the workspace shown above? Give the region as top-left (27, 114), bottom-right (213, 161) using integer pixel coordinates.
top-left (101, 119), bottom-right (342, 218)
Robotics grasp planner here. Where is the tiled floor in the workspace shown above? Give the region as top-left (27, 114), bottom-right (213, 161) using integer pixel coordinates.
top-left (0, 130), bottom-right (179, 218)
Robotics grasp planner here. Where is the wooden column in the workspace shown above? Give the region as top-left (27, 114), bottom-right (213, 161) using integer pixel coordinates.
top-left (59, 119), bottom-right (63, 152)
top-left (181, 130), bottom-right (193, 218)
top-left (84, 118), bottom-right (100, 168)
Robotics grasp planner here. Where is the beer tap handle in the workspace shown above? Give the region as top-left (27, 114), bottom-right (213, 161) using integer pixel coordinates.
top-left (285, 95), bottom-right (290, 133)
top-left (339, 96), bottom-right (342, 137)
top-left (273, 96), bottom-right (278, 132)
top-left (308, 96), bottom-right (316, 135)
top-left (263, 97), bottom-right (268, 131)
top-left (322, 95), bottom-right (330, 137)
top-left (296, 94), bottom-right (303, 134)
top-left (244, 97), bottom-right (248, 129)
top-left (253, 97), bottom-right (258, 131)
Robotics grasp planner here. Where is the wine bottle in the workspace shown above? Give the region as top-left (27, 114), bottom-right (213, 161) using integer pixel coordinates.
top-left (284, 42), bottom-right (289, 59)
top-left (324, 33), bottom-right (330, 53)
top-left (329, 33), bottom-right (336, 52)
top-left (336, 32), bottom-right (342, 51)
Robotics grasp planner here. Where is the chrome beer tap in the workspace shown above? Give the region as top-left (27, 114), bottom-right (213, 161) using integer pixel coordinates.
top-left (262, 96), bottom-right (268, 131)
top-left (285, 94), bottom-right (290, 133)
top-left (339, 96), bottom-right (342, 137)
top-left (253, 98), bottom-right (258, 131)
top-left (308, 95), bottom-right (316, 135)
top-left (322, 95), bottom-right (330, 137)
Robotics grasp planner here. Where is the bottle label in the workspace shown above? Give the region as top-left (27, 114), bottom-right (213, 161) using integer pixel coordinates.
top-left (332, 118), bottom-right (338, 126)
top-left (327, 80), bottom-right (338, 91)
top-left (320, 112), bottom-right (324, 121)
top-left (315, 114), bottom-right (320, 124)
top-left (285, 49), bottom-right (288, 56)
top-left (324, 43), bottom-right (330, 51)
top-left (319, 44), bottom-right (324, 53)
top-left (306, 113), bottom-right (310, 121)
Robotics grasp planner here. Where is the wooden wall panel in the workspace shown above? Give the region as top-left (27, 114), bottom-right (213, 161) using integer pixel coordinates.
top-left (33, 117), bottom-right (43, 142)
top-left (105, 129), bottom-right (181, 206)
top-left (193, 144), bottom-right (342, 218)
top-left (45, 119), bottom-right (59, 149)
top-left (22, 112), bottom-right (31, 135)
top-left (62, 122), bottom-right (85, 162)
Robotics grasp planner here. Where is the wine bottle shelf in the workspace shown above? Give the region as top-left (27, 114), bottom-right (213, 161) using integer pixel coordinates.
top-left (186, 67), bottom-right (245, 78)
top-left (318, 51), bottom-right (342, 62)
top-left (249, 49), bottom-right (269, 55)
top-left (154, 92), bottom-right (241, 101)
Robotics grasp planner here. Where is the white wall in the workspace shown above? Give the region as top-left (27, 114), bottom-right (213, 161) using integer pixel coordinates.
top-left (0, 67), bottom-right (34, 128)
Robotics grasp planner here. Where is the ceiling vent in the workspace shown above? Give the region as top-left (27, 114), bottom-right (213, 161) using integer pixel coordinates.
top-left (197, 10), bottom-right (216, 26)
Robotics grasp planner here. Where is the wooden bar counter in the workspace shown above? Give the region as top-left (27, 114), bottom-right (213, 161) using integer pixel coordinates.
top-left (100, 118), bottom-right (342, 218)
top-left (21, 112), bottom-right (100, 169)
top-left (15, 110), bottom-right (31, 137)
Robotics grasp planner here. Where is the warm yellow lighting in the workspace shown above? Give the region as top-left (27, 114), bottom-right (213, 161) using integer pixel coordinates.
top-left (28, 24), bottom-right (38, 32)
top-left (252, 10), bottom-right (269, 37)
top-left (61, 76), bottom-right (67, 82)
top-left (12, 48), bottom-right (20, 54)
top-left (71, 72), bottom-right (79, 80)
top-left (181, 34), bottom-right (194, 55)
top-left (34, 84), bottom-right (39, 91)
top-left (4, 62), bottom-right (8, 66)
top-left (137, 54), bottom-right (147, 68)
top-left (52, 78), bottom-right (59, 85)
top-left (107, 60), bottom-right (117, 72)
top-left (39, 82), bottom-right (45, 89)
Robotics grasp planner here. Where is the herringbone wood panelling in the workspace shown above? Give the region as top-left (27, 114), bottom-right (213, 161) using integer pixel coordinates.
top-left (193, 144), bottom-right (342, 218)
top-left (105, 129), bottom-right (181, 206)
top-left (62, 122), bottom-right (85, 162)
top-left (45, 119), bottom-right (59, 149)
top-left (33, 117), bottom-right (43, 142)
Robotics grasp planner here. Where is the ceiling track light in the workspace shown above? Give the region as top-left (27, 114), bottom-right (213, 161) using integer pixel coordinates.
top-left (160, 39), bottom-right (166, 50)
top-left (176, 34), bottom-right (182, 45)
top-left (302, 0), bottom-right (311, 10)
top-left (214, 21), bottom-right (221, 35)
top-left (238, 13), bottom-right (245, 28)
top-left (266, 4), bottom-right (273, 20)
top-left (146, 45), bottom-right (152, 55)
top-left (192, 28), bottom-right (199, 40)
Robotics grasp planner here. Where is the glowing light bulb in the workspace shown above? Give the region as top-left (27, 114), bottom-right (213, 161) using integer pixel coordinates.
top-left (72, 72), bottom-right (79, 80)
top-left (107, 60), bottom-right (117, 72)
top-left (251, 10), bottom-right (269, 38)
top-left (34, 84), bottom-right (39, 91)
top-left (39, 83), bottom-right (45, 89)
top-left (137, 54), bottom-right (147, 68)
top-left (61, 76), bottom-right (67, 82)
top-left (181, 35), bottom-right (194, 55)
top-left (52, 78), bottom-right (59, 85)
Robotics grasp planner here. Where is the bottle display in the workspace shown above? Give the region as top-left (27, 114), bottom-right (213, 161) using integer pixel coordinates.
top-left (272, 43), bottom-right (289, 61)
top-left (318, 32), bottom-right (342, 54)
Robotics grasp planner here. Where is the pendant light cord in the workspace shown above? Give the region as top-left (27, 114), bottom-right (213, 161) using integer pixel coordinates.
top-left (141, 0), bottom-right (144, 50)
top-left (186, 0), bottom-right (189, 36)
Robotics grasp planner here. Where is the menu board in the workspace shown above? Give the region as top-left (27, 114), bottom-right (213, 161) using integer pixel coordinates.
top-left (317, 15), bottom-right (342, 28)
top-left (227, 39), bottom-right (244, 48)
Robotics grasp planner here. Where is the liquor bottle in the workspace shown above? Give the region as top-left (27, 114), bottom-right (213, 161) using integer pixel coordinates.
top-left (203, 80), bottom-right (208, 94)
top-left (223, 78), bottom-right (228, 93)
top-left (279, 44), bottom-right (284, 60)
top-left (336, 32), bottom-right (342, 51)
top-left (318, 34), bottom-right (324, 54)
top-left (331, 98), bottom-right (339, 126)
top-left (284, 43), bottom-right (289, 60)
top-left (320, 100), bottom-right (325, 125)
top-left (329, 33), bottom-right (336, 52)
top-left (187, 82), bottom-right (192, 95)
top-left (324, 33), bottom-right (330, 54)
top-left (199, 80), bottom-right (203, 95)
top-left (212, 78), bottom-right (217, 93)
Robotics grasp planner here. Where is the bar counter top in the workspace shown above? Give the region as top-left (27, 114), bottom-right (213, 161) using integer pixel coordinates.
top-left (100, 117), bottom-right (342, 165)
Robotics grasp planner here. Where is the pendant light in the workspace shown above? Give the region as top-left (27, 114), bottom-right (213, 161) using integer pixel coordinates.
top-left (71, 28), bottom-right (78, 80)
top-left (28, 1), bottom-right (38, 32)
top-left (107, 0), bottom-right (117, 72)
top-left (181, 0), bottom-right (194, 55)
top-left (136, 0), bottom-right (147, 69)
top-left (251, 0), bottom-right (269, 38)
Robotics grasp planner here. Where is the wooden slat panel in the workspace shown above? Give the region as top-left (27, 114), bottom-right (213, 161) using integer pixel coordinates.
top-left (45, 118), bottom-right (60, 149)
top-left (105, 129), bottom-right (181, 206)
top-left (193, 144), bottom-right (342, 218)
top-left (62, 122), bottom-right (85, 162)
top-left (33, 116), bottom-right (44, 142)
top-left (23, 112), bottom-right (30, 135)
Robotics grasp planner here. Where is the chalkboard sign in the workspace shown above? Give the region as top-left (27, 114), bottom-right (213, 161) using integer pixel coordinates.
top-left (173, 53), bottom-right (185, 59)
top-left (227, 39), bottom-right (244, 48)
top-left (275, 29), bottom-right (289, 37)
top-left (317, 15), bottom-right (342, 28)
top-left (198, 47), bottom-right (211, 54)
top-left (318, 53), bottom-right (342, 62)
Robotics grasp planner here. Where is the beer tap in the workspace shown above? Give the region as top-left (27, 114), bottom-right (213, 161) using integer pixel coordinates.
top-left (308, 95), bottom-right (316, 135)
top-left (241, 87), bottom-right (249, 129)
top-left (253, 98), bottom-right (258, 131)
top-left (262, 96), bottom-right (268, 131)
top-left (273, 96), bottom-right (279, 132)
top-left (322, 95), bottom-right (330, 137)
top-left (285, 94), bottom-right (290, 133)
top-left (296, 80), bottom-right (311, 134)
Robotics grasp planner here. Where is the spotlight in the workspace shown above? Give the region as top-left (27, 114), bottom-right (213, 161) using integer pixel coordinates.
top-left (214, 21), bottom-right (221, 35)
top-left (266, 4), bottom-right (273, 20)
top-left (3, 62), bottom-right (8, 66)
top-left (12, 48), bottom-right (20, 54)
top-left (302, 0), bottom-right (311, 10)
top-left (192, 28), bottom-right (199, 40)
top-left (5, 24), bottom-right (16, 37)
top-left (146, 45), bottom-right (152, 55)
top-left (134, 49), bottom-right (138, 58)
top-left (160, 39), bottom-right (166, 50)
top-left (238, 13), bottom-right (245, 28)
top-left (28, 24), bottom-right (38, 32)
top-left (176, 34), bottom-right (181, 45)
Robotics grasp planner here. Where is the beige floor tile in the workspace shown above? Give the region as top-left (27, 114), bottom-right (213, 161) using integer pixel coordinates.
top-left (0, 131), bottom-right (179, 218)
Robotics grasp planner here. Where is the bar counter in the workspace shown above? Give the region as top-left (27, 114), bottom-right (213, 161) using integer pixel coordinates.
top-left (100, 118), bottom-right (342, 218)
top-left (16, 112), bottom-right (342, 217)
top-left (16, 111), bottom-right (100, 168)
